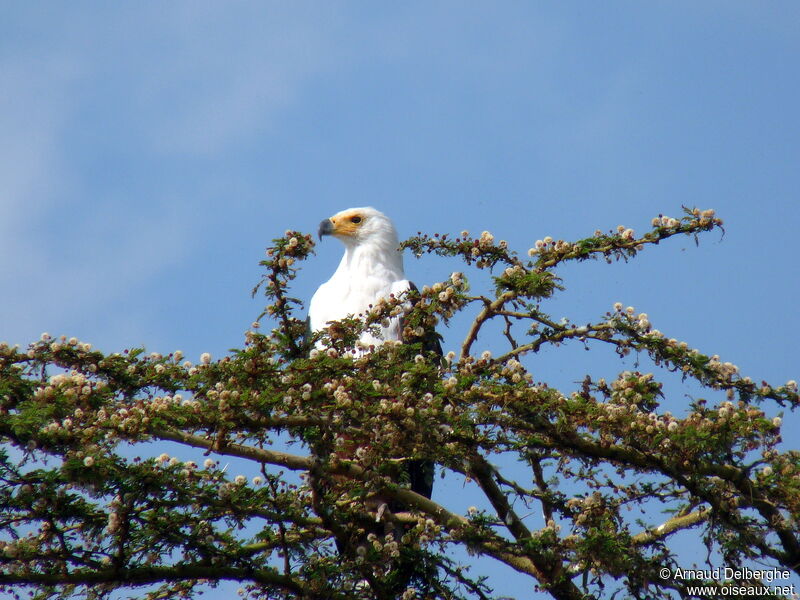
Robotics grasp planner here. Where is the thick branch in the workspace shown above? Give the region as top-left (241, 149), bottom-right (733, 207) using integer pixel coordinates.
top-left (631, 508), bottom-right (710, 546)
top-left (461, 291), bottom-right (517, 359)
top-left (153, 428), bottom-right (311, 470)
top-left (467, 454), bottom-right (531, 541)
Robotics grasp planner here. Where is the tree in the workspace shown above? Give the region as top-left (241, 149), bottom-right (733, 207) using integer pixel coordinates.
top-left (1, 207), bottom-right (797, 600)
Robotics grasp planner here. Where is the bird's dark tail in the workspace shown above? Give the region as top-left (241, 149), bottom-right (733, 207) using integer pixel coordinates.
top-left (324, 458), bottom-right (435, 598)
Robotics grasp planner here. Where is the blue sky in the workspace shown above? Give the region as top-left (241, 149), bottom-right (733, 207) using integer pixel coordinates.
top-left (2, 3), bottom-right (799, 598)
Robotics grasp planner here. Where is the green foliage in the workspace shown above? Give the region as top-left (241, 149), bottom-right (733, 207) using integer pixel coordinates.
top-left (1, 208), bottom-right (798, 600)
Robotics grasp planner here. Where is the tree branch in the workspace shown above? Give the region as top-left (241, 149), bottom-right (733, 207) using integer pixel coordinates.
top-left (631, 508), bottom-right (710, 546)
top-left (461, 291), bottom-right (517, 359)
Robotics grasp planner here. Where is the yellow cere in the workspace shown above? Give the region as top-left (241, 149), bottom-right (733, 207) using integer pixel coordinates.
top-left (329, 209), bottom-right (365, 237)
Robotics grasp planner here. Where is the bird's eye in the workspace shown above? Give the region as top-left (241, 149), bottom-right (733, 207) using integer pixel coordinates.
top-left (350, 216), bottom-right (362, 224)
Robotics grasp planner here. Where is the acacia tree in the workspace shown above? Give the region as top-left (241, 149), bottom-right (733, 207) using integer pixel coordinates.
top-left (1, 208), bottom-right (798, 600)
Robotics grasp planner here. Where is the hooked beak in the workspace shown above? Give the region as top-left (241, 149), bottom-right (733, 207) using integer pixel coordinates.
top-left (318, 219), bottom-right (334, 240)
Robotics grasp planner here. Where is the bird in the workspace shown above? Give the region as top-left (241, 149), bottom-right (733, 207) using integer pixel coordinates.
top-left (309, 207), bottom-right (438, 492)
top-left (308, 207), bottom-right (439, 591)
top-left (309, 206), bottom-right (416, 352)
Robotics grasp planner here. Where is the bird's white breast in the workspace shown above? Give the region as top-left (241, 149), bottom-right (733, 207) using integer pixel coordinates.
top-left (309, 274), bottom-right (411, 349)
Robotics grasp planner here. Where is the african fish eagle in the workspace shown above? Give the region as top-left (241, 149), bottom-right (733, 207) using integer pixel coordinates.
top-left (308, 206), bottom-right (436, 500)
top-left (309, 207), bottom-right (416, 351)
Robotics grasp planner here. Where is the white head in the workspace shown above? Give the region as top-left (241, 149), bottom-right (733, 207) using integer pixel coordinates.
top-left (318, 206), bottom-right (400, 251)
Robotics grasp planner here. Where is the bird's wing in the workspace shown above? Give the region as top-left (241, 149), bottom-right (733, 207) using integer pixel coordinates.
top-left (401, 281), bottom-right (443, 356)
top-left (394, 280), bottom-right (440, 501)
top-left (308, 279), bottom-right (335, 333)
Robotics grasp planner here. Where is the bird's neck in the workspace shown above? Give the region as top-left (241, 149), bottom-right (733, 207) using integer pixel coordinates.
top-left (335, 239), bottom-right (405, 280)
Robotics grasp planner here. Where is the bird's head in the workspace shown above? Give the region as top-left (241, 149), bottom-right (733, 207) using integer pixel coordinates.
top-left (318, 207), bottom-right (398, 248)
